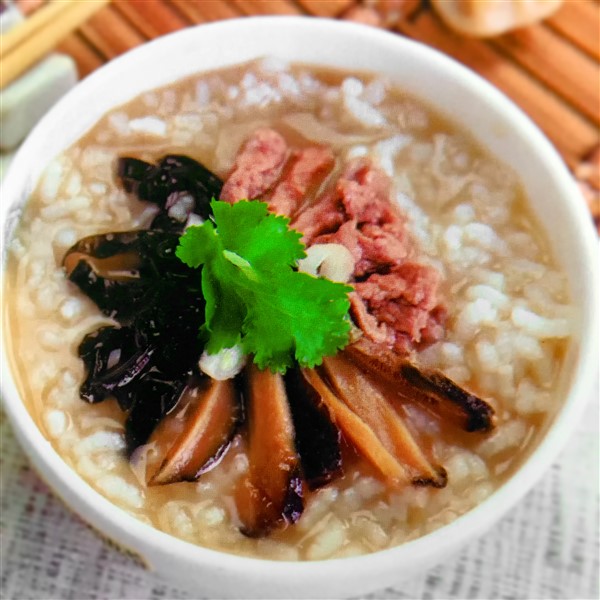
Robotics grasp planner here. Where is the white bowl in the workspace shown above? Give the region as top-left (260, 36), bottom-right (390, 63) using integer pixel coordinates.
top-left (1, 16), bottom-right (598, 599)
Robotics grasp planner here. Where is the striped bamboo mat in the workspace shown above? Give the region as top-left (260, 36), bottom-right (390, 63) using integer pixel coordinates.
top-left (23, 0), bottom-right (599, 229)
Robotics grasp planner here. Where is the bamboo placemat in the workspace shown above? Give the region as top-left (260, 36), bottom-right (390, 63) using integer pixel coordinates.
top-left (16, 0), bottom-right (599, 229)
top-left (35, 0), bottom-right (598, 230)
top-left (14, 0), bottom-right (600, 220)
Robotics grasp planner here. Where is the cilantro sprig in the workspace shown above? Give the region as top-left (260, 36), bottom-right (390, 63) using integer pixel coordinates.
top-left (176, 200), bottom-right (352, 373)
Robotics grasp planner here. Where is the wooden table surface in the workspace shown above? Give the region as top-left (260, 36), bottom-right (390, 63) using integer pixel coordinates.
top-left (21, 0), bottom-right (600, 230)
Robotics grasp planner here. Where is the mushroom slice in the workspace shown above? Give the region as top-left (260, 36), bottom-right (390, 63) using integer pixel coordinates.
top-left (284, 367), bottom-right (343, 490)
top-left (145, 377), bottom-right (240, 485)
top-left (321, 356), bottom-right (446, 487)
top-left (397, 363), bottom-right (496, 433)
top-left (303, 369), bottom-right (417, 486)
top-left (345, 338), bottom-right (495, 432)
top-left (235, 365), bottom-right (304, 537)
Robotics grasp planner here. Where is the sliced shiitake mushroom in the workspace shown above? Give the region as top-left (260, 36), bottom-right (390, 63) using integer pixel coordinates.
top-left (345, 337), bottom-right (496, 432)
top-left (284, 367), bottom-right (343, 490)
top-left (397, 363), bottom-right (496, 433)
top-left (320, 355), bottom-right (446, 487)
top-left (301, 368), bottom-right (409, 485)
top-left (142, 376), bottom-right (240, 485)
top-left (235, 365), bottom-right (303, 537)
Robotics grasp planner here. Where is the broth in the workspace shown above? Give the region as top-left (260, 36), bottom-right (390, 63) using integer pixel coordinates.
top-left (3, 59), bottom-right (572, 560)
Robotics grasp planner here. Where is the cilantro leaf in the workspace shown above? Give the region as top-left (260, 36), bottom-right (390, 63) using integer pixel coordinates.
top-left (201, 262), bottom-right (246, 353)
top-left (177, 199), bottom-right (352, 373)
top-left (175, 222), bottom-right (217, 267)
top-left (242, 271), bottom-right (352, 372)
top-left (211, 199), bottom-right (304, 271)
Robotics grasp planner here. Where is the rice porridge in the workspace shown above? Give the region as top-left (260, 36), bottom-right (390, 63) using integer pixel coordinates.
top-left (3, 59), bottom-right (572, 561)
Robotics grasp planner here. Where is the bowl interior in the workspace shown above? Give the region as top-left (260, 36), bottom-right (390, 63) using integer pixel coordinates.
top-left (1, 16), bottom-right (598, 599)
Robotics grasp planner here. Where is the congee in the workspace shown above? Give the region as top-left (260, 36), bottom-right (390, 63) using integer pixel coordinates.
top-left (3, 59), bottom-right (573, 560)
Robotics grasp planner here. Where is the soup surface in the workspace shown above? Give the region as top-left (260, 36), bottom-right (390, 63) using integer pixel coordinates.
top-left (4, 59), bottom-right (573, 560)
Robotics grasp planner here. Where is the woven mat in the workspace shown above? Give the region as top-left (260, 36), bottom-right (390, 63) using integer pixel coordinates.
top-left (2, 2), bottom-right (600, 599)
top-left (51, 0), bottom-right (600, 229)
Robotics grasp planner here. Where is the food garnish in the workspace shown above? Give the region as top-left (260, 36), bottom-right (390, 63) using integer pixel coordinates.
top-left (176, 199), bottom-right (353, 373)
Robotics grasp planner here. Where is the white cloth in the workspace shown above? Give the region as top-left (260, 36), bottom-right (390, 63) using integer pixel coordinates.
top-left (1, 387), bottom-right (598, 600)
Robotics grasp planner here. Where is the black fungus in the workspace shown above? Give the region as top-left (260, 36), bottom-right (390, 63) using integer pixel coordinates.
top-left (63, 230), bottom-right (196, 323)
top-left (117, 155), bottom-right (223, 230)
top-left (65, 228), bottom-right (206, 449)
top-left (117, 157), bottom-right (155, 196)
top-left (78, 326), bottom-right (152, 408)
